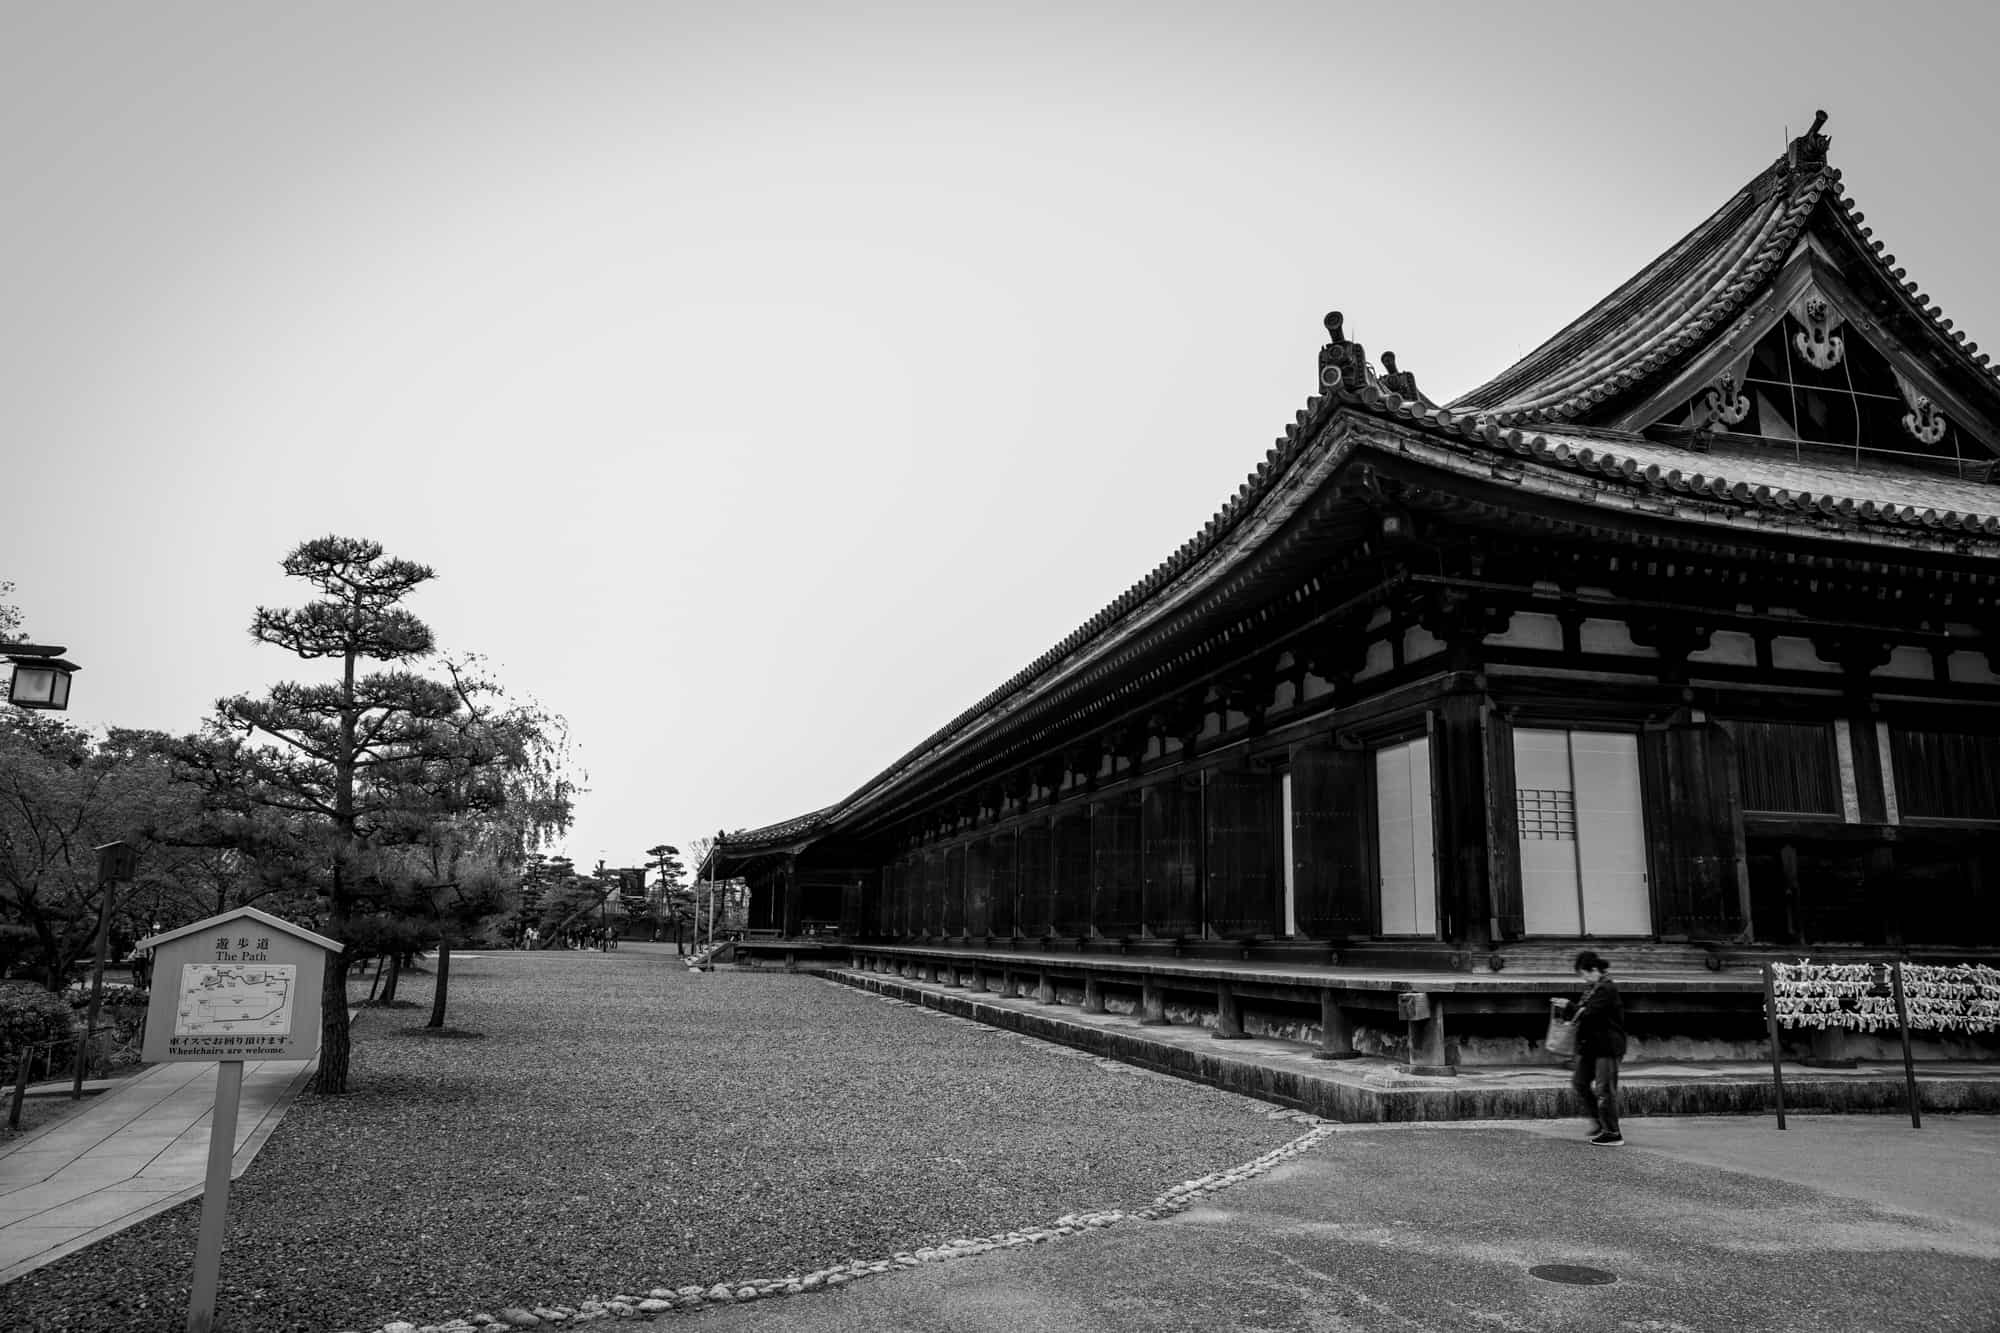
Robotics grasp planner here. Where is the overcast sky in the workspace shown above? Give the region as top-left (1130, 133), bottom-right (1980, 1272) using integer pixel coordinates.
top-left (5, 1), bottom-right (1996, 874)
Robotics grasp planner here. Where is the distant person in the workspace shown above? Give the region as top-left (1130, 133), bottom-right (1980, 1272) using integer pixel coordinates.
top-left (1562, 949), bottom-right (1626, 1146)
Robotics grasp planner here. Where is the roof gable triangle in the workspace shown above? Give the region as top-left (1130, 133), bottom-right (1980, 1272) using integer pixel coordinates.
top-left (1450, 113), bottom-right (2000, 456)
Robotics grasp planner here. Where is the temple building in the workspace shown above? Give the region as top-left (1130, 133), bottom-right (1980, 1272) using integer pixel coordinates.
top-left (705, 114), bottom-right (2000, 974)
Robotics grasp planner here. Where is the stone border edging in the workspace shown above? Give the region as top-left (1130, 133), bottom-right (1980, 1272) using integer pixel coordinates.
top-left (827, 965), bottom-right (2000, 1123)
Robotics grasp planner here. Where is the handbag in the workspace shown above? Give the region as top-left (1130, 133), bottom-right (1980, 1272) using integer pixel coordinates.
top-left (1545, 1002), bottom-right (1579, 1059)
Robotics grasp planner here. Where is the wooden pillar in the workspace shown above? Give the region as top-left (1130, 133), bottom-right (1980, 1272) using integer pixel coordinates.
top-left (1313, 988), bottom-right (1361, 1059)
top-left (942, 963), bottom-right (963, 988)
top-left (967, 965), bottom-right (987, 993)
top-left (1400, 992), bottom-right (1453, 1075)
top-left (1431, 689), bottom-right (1496, 949)
top-left (995, 970), bottom-right (1017, 998)
top-left (1082, 974), bottom-right (1106, 1014)
top-left (784, 950), bottom-right (797, 973)
top-left (781, 857), bottom-right (801, 938)
top-left (1847, 711), bottom-right (1888, 823)
top-left (1035, 972), bottom-right (1057, 1004)
top-left (1137, 977), bottom-right (1169, 1025)
top-left (1213, 983), bottom-right (1244, 1039)
top-left (924, 961), bottom-right (940, 984)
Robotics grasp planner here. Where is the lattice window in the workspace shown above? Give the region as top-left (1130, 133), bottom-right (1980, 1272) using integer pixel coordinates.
top-left (1516, 787), bottom-right (1577, 840)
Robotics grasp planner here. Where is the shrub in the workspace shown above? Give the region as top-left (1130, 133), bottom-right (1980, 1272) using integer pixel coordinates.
top-left (75, 984), bottom-right (150, 1010)
top-left (1, 984), bottom-right (79, 1079)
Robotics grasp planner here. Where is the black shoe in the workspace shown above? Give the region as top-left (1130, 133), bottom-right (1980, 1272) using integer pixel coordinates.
top-left (1589, 1131), bottom-right (1625, 1147)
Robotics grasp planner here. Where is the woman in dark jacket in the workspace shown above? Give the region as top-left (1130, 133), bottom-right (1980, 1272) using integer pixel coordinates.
top-left (1565, 949), bottom-right (1627, 1146)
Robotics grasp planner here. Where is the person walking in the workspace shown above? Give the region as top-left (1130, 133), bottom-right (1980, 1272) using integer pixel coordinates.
top-left (1566, 949), bottom-right (1627, 1146)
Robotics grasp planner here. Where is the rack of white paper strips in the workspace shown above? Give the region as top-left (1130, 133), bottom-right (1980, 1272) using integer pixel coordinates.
top-left (1767, 961), bottom-right (2000, 1033)
top-left (1759, 959), bottom-right (2000, 1130)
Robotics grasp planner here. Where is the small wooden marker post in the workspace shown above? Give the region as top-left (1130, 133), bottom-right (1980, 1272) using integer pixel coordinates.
top-left (1762, 963), bottom-right (1788, 1131)
top-left (73, 841), bottom-right (139, 1098)
top-left (134, 907), bottom-right (339, 1333)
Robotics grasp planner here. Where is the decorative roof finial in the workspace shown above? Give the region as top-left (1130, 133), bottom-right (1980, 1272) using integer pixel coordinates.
top-left (1788, 109), bottom-right (1831, 168)
top-left (1318, 310), bottom-right (1371, 391)
top-left (1379, 351), bottom-right (1426, 405)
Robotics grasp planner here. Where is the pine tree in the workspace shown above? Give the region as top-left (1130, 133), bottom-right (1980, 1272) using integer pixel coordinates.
top-left (212, 536), bottom-right (461, 1094)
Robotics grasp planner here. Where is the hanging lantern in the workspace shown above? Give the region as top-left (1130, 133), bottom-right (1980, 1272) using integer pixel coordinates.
top-left (5, 645), bottom-right (79, 711)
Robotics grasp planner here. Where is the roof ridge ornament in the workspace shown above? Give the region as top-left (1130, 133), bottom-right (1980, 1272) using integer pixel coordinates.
top-left (1787, 109), bottom-right (1831, 169)
top-left (1380, 351), bottom-right (1425, 404)
top-left (1317, 311), bottom-right (1374, 393)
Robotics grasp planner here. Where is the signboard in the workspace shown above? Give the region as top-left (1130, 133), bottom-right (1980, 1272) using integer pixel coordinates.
top-left (133, 907), bottom-right (343, 1333)
top-left (138, 907), bottom-right (339, 1065)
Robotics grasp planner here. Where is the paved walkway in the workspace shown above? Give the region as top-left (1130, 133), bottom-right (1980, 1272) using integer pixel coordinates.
top-left (0, 1057), bottom-right (315, 1284)
top-left (684, 1114), bottom-right (2000, 1333)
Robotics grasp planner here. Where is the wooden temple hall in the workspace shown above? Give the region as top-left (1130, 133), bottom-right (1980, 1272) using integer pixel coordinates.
top-left (703, 114), bottom-right (2000, 1029)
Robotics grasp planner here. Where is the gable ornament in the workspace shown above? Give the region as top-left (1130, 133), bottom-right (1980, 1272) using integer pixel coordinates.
top-left (1792, 294), bottom-right (1845, 370)
top-left (1904, 395), bottom-right (1948, 445)
top-left (1699, 372), bottom-right (1751, 434)
top-left (1892, 368), bottom-right (1950, 445)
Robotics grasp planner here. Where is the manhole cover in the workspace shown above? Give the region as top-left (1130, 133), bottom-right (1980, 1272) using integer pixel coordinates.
top-left (1528, 1264), bottom-right (1618, 1286)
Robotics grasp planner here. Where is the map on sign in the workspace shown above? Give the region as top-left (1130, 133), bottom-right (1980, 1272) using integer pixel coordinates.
top-left (174, 963), bottom-right (298, 1037)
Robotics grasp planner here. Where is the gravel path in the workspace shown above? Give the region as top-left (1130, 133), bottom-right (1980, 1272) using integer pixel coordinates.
top-left (0, 947), bottom-right (1300, 1332)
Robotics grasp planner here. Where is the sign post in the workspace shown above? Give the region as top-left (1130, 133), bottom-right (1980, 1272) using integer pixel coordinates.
top-left (134, 907), bottom-right (339, 1333)
top-left (187, 1058), bottom-right (244, 1333)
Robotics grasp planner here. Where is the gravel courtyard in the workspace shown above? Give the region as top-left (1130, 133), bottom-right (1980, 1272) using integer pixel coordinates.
top-left (0, 947), bottom-right (1301, 1332)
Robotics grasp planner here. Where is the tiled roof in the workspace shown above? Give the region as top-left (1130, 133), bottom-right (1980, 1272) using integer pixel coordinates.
top-left (1451, 113), bottom-right (2000, 426)
top-left (1452, 162), bottom-right (1826, 423)
top-left (720, 805), bottom-right (838, 852)
top-left (720, 116), bottom-right (2000, 860)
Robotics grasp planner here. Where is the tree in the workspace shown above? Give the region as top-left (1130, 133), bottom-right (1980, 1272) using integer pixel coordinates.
top-left (210, 536), bottom-right (462, 1095)
top-left (1, 579), bottom-right (24, 706)
top-left (646, 843), bottom-right (686, 951)
top-left (541, 864), bottom-right (615, 946)
top-left (376, 657), bottom-right (575, 1027)
top-left (0, 716), bottom-right (192, 988)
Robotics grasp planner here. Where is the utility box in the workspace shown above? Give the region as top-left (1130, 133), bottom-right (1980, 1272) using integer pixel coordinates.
top-left (135, 907), bottom-right (341, 1064)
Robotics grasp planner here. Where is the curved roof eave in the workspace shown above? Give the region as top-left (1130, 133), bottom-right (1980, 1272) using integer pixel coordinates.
top-left (715, 385), bottom-right (1345, 852)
